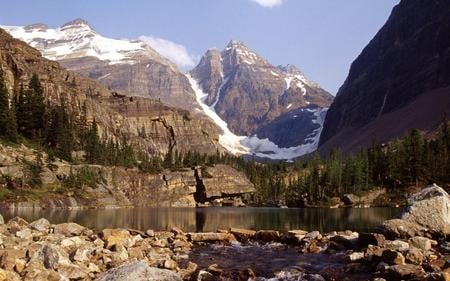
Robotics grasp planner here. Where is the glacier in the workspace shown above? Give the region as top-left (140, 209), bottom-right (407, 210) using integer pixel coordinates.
top-left (187, 75), bottom-right (327, 160)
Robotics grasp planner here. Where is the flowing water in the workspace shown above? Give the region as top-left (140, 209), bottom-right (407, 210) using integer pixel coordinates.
top-left (0, 207), bottom-right (400, 233)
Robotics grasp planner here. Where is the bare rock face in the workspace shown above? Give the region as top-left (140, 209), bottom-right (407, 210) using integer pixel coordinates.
top-left (190, 40), bottom-right (333, 148)
top-left (319, 0), bottom-right (450, 153)
top-left (0, 142), bottom-right (255, 208)
top-left (0, 27), bottom-right (222, 157)
top-left (195, 164), bottom-right (256, 203)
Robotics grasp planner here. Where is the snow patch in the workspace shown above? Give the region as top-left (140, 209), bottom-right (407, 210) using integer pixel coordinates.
top-left (187, 75), bottom-right (327, 160)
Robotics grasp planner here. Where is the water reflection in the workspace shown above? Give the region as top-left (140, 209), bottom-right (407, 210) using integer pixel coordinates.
top-left (0, 207), bottom-right (401, 233)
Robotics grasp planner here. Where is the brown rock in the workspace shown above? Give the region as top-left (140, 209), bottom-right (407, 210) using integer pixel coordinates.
top-left (384, 264), bottom-right (425, 280)
top-left (359, 233), bottom-right (386, 248)
top-left (382, 250), bottom-right (405, 265)
top-left (53, 222), bottom-right (85, 236)
top-left (188, 232), bottom-right (235, 243)
top-left (102, 229), bottom-right (133, 249)
top-left (406, 246), bottom-right (425, 265)
top-left (230, 228), bottom-right (256, 241)
top-left (255, 230), bottom-right (280, 242)
top-left (239, 268), bottom-right (256, 281)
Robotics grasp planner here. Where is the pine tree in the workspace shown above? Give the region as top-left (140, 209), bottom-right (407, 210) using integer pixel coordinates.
top-left (16, 74), bottom-right (46, 140)
top-left (0, 69), bottom-right (17, 141)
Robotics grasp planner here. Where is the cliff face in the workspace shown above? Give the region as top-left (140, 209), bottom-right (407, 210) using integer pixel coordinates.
top-left (190, 40), bottom-right (333, 149)
top-left (319, 0), bottom-right (450, 152)
top-left (0, 28), bottom-right (222, 156)
top-left (0, 143), bottom-right (255, 208)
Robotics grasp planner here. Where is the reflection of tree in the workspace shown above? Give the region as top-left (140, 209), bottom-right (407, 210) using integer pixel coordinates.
top-left (1, 207), bottom-right (401, 233)
top-left (195, 209), bottom-right (206, 232)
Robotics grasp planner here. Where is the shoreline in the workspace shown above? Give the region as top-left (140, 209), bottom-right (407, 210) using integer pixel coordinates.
top-left (0, 185), bottom-right (447, 280)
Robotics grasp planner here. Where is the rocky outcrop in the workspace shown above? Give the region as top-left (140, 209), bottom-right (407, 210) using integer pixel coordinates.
top-left (0, 27), bottom-right (222, 157)
top-left (319, 0), bottom-right (450, 153)
top-left (195, 164), bottom-right (255, 203)
top-left (190, 40), bottom-right (333, 148)
top-left (0, 143), bottom-right (255, 209)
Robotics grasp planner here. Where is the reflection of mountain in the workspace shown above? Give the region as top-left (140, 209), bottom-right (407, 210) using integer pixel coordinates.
top-left (3, 207), bottom-right (400, 233)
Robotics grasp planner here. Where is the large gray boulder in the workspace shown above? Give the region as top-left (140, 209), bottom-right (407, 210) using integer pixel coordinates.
top-left (380, 184), bottom-right (450, 238)
top-left (401, 184), bottom-right (450, 235)
top-left (96, 261), bottom-right (182, 281)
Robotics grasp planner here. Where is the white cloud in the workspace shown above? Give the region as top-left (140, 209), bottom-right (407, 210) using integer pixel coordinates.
top-left (139, 36), bottom-right (196, 68)
top-left (249, 0), bottom-right (283, 8)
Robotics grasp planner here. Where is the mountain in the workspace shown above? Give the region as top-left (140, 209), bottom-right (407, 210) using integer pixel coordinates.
top-left (189, 40), bottom-right (333, 159)
top-left (319, 0), bottom-right (450, 153)
top-left (2, 19), bottom-right (200, 111)
top-left (0, 27), bottom-right (222, 157)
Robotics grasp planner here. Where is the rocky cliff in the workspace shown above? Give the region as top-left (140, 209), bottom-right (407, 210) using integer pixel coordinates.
top-left (319, 0), bottom-right (450, 153)
top-left (2, 19), bottom-right (200, 112)
top-left (0, 143), bottom-right (255, 208)
top-left (190, 40), bottom-right (333, 149)
top-left (0, 27), bottom-right (222, 157)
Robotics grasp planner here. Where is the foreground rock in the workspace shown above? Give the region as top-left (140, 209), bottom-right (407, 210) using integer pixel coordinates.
top-left (380, 184), bottom-right (450, 238)
top-left (97, 261), bottom-right (182, 281)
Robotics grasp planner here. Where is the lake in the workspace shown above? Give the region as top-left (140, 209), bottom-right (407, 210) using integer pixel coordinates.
top-left (0, 207), bottom-right (401, 233)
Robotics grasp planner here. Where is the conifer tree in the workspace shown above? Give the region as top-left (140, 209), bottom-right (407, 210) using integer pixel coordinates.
top-left (0, 69), bottom-right (17, 141)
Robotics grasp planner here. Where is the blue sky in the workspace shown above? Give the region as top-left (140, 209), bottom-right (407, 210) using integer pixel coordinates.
top-left (0, 0), bottom-right (399, 94)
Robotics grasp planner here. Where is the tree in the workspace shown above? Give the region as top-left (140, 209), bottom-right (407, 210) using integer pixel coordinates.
top-left (16, 74), bottom-right (46, 140)
top-left (0, 69), bottom-right (17, 141)
top-left (47, 100), bottom-right (74, 161)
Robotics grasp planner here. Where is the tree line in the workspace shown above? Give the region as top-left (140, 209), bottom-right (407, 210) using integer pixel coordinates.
top-left (0, 71), bottom-right (448, 205)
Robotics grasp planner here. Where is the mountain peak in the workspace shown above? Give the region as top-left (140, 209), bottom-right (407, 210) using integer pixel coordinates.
top-left (226, 39), bottom-right (247, 49)
top-left (278, 64), bottom-right (303, 76)
top-left (61, 18), bottom-right (92, 30)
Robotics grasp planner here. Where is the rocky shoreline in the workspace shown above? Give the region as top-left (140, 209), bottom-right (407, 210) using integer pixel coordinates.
top-left (0, 184), bottom-right (447, 281)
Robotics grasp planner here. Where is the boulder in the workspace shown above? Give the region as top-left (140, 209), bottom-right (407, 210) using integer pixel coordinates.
top-left (382, 249), bottom-right (405, 265)
top-left (285, 230), bottom-right (308, 244)
top-left (410, 236), bottom-right (436, 251)
top-left (102, 229), bottom-right (133, 249)
top-left (347, 252), bottom-right (365, 262)
top-left (384, 264), bottom-right (425, 280)
top-left (0, 214), bottom-right (4, 225)
top-left (230, 228), bottom-right (256, 241)
top-left (330, 232), bottom-right (359, 249)
top-left (406, 246), bottom-right (425, 265)
top-left (53, 222), bottom-right (85, 236)
top-left (342, 194), bottom-right (360, 205)
top-left (379, 219), bottom-right (427, 239)
top-left (97, 261), bottom-right (182, 281)
top-left (385, 240), bottom-right (410, 252)
top-left (359, 233), bottom-right (386, 248)
top-left (29, 218), bottom-right (51, 233)
top-left (188, 233), bottom-right (235, 243)
top-left (401, 184), bottom-right (450, 235)
top-left (255, 230), bottom-right (280, 242)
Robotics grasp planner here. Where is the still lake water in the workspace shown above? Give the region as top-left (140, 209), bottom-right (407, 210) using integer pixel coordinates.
top-left (1, 207), bottom-right (401, 233)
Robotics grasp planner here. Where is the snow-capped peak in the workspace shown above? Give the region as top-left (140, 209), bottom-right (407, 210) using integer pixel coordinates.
top-left (223, 39), bottom-right (268, 66)
top-left (60, 18), bottom-right (92, 29)
top-left (1, 19), bottom-right (172, 67)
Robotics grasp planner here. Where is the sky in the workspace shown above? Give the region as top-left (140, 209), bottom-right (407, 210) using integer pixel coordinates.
top-left (0, 0), bottom-right (399, 95)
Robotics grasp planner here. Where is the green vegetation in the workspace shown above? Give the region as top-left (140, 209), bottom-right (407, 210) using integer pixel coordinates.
top-left (0, 72), bottom-right (448, 206)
